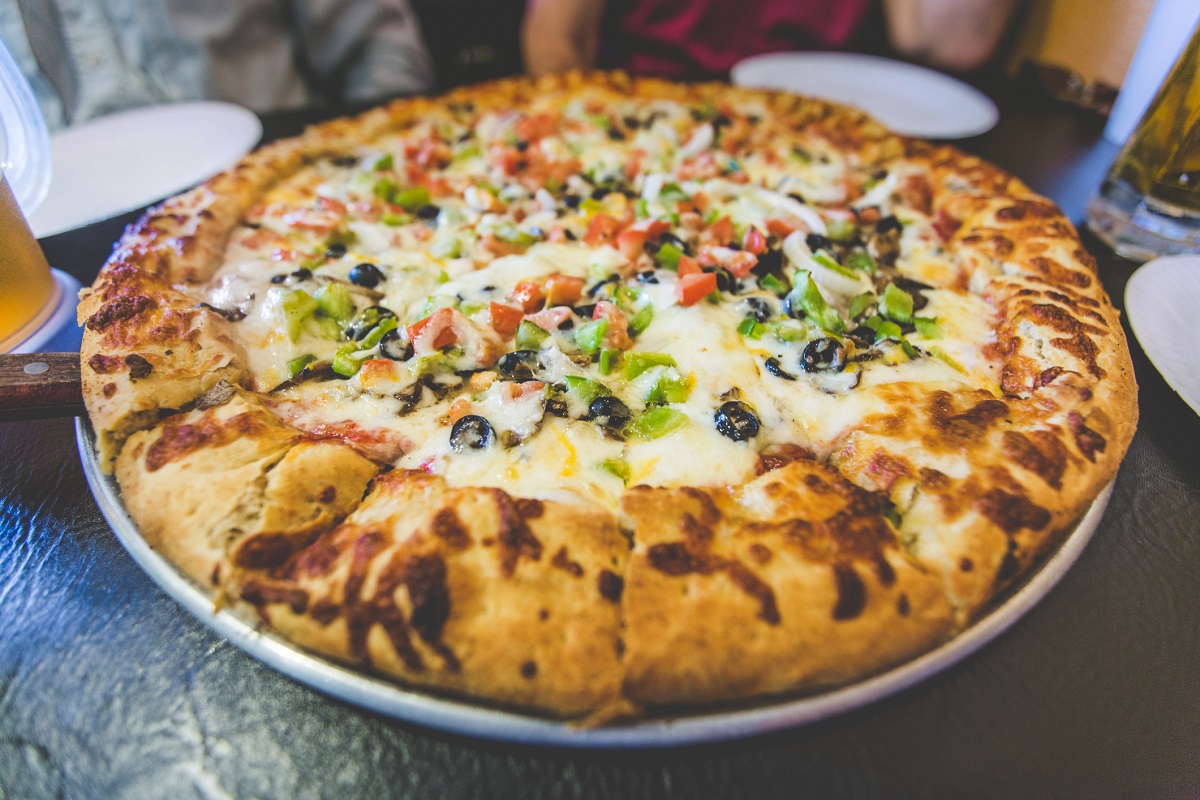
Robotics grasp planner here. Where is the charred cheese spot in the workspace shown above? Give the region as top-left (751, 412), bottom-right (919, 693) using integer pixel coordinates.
top-left (144, 410), bottom-right (272, 472)
top-left (88, 354), bottom-right (124, 374)
top-left (597, 569), bottom-right (623, 602)
top-left (430, 507), bottom-right (471, 548)
top-left (125, 354), bottom-right (153, 380)
top-left (1001, 430), bottom-right (1068, 489)
top-left (551, 545), bottom-right (584, 577)
top-left (240, 579), bottom-right (309, 614)
top-left (976, 488), bottom-right (1050, 535)
top-left (86, 295), bottom-right (157, 331)
top-left (1067, 411), bottom-right (1107, 462)
top-left (493, 490), bottom-right (544, 576)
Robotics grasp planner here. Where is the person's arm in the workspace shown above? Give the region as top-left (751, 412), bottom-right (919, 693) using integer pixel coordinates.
top-left (521, 0), bottom-right (606, 77)
top-left (883, 0), bottom-right (1020, 72)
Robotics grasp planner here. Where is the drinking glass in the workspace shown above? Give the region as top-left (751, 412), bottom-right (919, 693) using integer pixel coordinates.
top-left (1087, 21), bottom-right (1200, 262)
top-left (0, 38), bottom-right (54, 353)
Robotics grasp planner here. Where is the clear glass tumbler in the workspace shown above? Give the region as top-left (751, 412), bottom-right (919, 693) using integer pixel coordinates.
top-left (0, 38), bottom-right (54, 352)
top-left (1087, 21), bottom-right (1200, 262)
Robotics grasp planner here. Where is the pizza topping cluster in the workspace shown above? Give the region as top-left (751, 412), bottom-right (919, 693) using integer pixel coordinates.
top-left (200, 90), bottom-right (1002, 503)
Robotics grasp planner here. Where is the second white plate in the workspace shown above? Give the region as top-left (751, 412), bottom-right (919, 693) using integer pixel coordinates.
top-left (730, 52), bottom-right (998, 139)
top-left (29, 101), bottom-right (262, 237)
top-left (1125, 254), bottom-right (1200, 417)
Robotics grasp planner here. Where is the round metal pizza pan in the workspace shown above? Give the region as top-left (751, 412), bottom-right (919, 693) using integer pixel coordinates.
top-left (78, 418), bottom-right (1113, 748)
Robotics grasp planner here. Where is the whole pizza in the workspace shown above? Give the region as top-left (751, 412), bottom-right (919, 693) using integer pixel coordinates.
top-left (78, 72), bottom-right (1136, 721)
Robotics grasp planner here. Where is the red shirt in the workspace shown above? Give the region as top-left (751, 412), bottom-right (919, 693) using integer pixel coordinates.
top-left (604, 0), bottom-right (872, 79)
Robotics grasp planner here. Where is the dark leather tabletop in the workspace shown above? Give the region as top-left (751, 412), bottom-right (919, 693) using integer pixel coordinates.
top-left (3, 86), bottom-right (1198, 800)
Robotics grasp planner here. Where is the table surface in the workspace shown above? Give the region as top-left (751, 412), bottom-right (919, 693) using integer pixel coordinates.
top-left (4, 86), bottom-right (1199, 800)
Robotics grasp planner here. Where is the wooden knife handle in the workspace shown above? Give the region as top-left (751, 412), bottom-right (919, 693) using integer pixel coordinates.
top-left (0, 352), bottom-right (84, 421)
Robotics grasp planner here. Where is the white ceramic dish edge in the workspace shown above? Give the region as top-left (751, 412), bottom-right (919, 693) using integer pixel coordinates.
top-left (29, 102), bottom-right (262, 238)
top-left (1125, 254), bottom-right (1200, 417)
top-left (730, 52), bottom-right (999, 139)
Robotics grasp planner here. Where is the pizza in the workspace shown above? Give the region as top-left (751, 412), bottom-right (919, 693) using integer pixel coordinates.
top-left (78, 72), bottom-right (1137, 721)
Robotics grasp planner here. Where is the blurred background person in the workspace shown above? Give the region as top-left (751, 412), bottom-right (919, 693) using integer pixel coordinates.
top-left (0, 0), bottom-right (435, 131)
top-left (522, 0), bottom-right (1022, 80)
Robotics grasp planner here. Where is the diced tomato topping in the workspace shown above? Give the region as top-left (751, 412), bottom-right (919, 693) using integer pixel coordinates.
top-left (407, 307), bottom-right (461, 354)
top-left (625, 218), bottom-right (671, 254)
top-left (726, 251), bottom-right (759, 277)
top-left (281, 207), bottom-right (342, 234)
top-left (544, 274), bottom-right (585, 306)
top-left (742, 226), bottom-right (767, 255)
top-left (488, 302), bottom-right (524, 337)
top-left (514, 112), bottom-right (559, 143)
top-left (500, 147), bottom-right (530, 175)
top-left (707, 215), bottom-right (735, 245)
top-left (316, 196), bottom-right (348, 215)
top-left (498, 381), bottom-right (546, 401)
top-left (628, 218), bottom-right (670, 237)
top-left (510, 281), bottom-right (545, 313)
top-left (481, 234), bottom-right (527, 257)
top-left (676, 272), bottom-right (718, 306)
top-left (697, 245), bottom-right (758, 277)
top-left (524, 306), bottom-right (572, 331)
top-left (414, 139), bottom-right (452, 169)
top-left (676, 255), bottom-right (701, 276)
top-left (765, 217), bottom-right (799, 237)
top-left (448, 399), bottom-right (473, 424)
top-left (592, 301), bottom-right (633, 349)
top-left (624, 149), bottom-right (645, 180)
top-left (616, 228), bottom-right (649, 260)
top-left (583, 213), bottom-right (623, 247)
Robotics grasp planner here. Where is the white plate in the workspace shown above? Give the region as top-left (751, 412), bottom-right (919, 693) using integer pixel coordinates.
top-left (1125, 254), bottom-right (1200, 416)
top-left (730, 52), bottom-right (999, 139)
top-left (28, 102), bottom-right (261, 237)
top-left (78, 419), bottom-right (1113, 747)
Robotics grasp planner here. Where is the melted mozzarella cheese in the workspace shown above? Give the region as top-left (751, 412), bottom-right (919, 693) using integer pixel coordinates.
top-left (205, 92), bottom-right (1009, 507)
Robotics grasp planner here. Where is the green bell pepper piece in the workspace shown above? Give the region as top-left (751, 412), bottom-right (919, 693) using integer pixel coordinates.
top-left (879, 282), bottom-right (914, 324)
top-left (626, 407), bottom-right (688, 440)
top-left (786, 271), bottom-right (844, 333)
top-left (515, 320), bottom-right (551, 350)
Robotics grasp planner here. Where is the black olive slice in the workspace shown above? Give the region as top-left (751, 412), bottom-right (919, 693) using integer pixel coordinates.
top-left (587, 395), bottom-right (631, 429)
top-left (875, 215), bottom-right (903, 234)
top-left (345, 305), bottom-right (397, 341)
top-left (764, 356), bottom-right (796, 380)
top-left (753, 248), bottom-right (783, 277)
top-left (497, 350), bottom-right (541, 381)
top-left (847, 325), bottom-right (878, 347)
top-left (325, 243), bottom-right (347, 259)
top-left (800, 337), bottom-right (848, 374)
top-left (714, 401), bottom-right (760, 442)
top-left (744, 297), bottom-right (773, 323)
top-left (349, 262), bottom-right (385, 288)
top-left (450, 415), bottom-right (494, 451)
top-left (378, 328), bottom-right (413, 361)
top-left (806, 233), bottom-right (833, 252)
